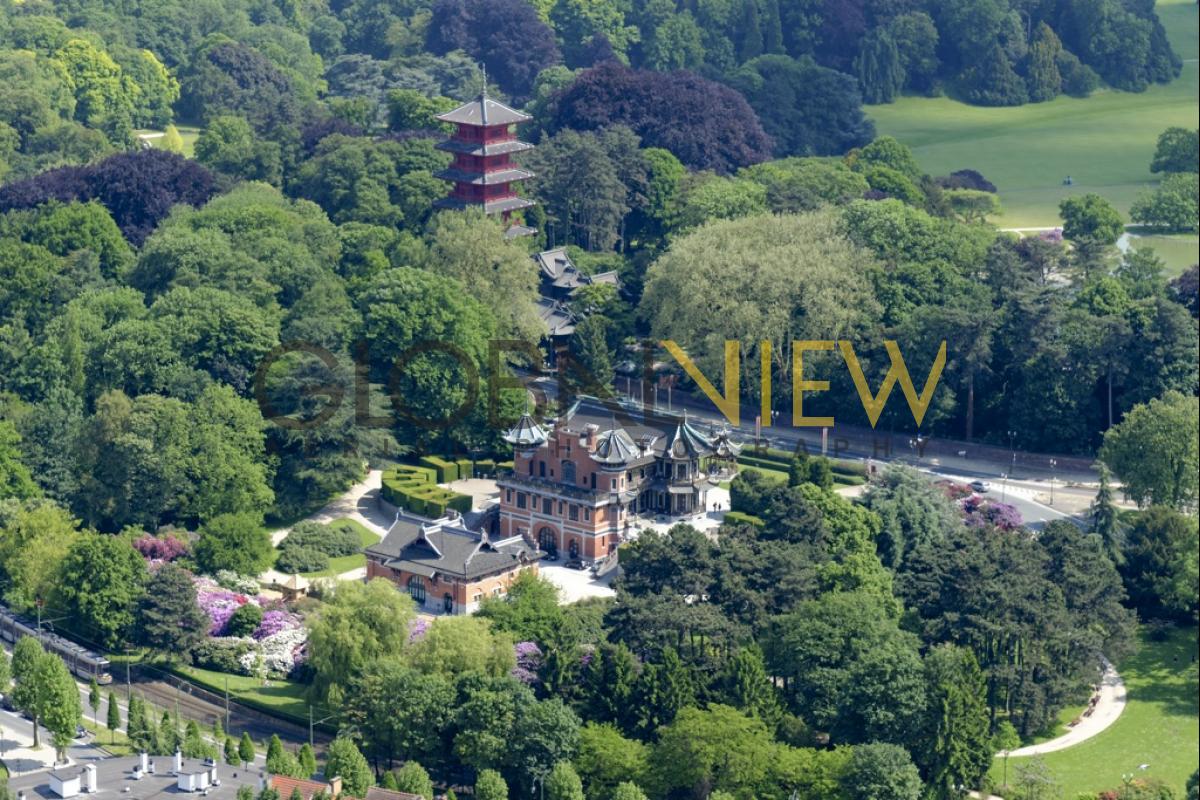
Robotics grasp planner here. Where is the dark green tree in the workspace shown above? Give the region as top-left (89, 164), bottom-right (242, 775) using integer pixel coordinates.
top-left (915, 644), bottom-right (992, 798)
top-left (135, 563), bottom-right (208, 660)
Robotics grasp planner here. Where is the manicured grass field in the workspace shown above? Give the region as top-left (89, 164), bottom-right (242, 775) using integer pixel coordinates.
top-left (172, 664), bottom-right (318, 724)
top-left (990, 626), bottom-right (1199, 797)
top-left (272, 517), bottom-right (381, 578)
top-left (868, 0), bottom-right (1198, 265)
top-left (133, 124), bottom-right (202, 158)
top-left (300, 518), bottom-right (380, 578)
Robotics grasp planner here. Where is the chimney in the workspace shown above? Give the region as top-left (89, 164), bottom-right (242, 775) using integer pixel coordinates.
top-left (140, 753), bottom-right (149, 773)
top-left (83, 764), bottom-right (98, 793)
top-left (173, 751), bottom-right (183, 774)
top-left (585, 423), bottom-right (599, 449)
top-left (328, 776), bottom-right (343, 798)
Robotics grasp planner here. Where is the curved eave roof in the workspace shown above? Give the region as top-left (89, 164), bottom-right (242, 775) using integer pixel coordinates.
top-left (662, 418), bottom-right (716, 459)
top-left (436, 96), bottom-right (532, 126)
top-left (591, 427), bottom-right (641, 465)
top-left (504, 414), bottom-right (548, 448)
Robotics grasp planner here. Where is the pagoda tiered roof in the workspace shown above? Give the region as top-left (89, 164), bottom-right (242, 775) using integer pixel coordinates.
top-left (433, 195), bottom-right (536, 214)
top-left (434, 166), bottom-right (535, 185)
top-left (436, 96), bottom-right (531, 126)
top-left (435, 138), bottom-right (535, 156)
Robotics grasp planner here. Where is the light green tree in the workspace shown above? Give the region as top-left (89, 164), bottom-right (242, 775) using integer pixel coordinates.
top-left (238, 732), bottom-right (256, 767)
top-left (323, 737), bottom-right (373, 798)
top-left (392, 761), bottom-right (433, 800)
top-left (1100, 391), bottom-right (1199, 510)
top-left (992, 721), bottom-right (1021, 789)
top-left (409, 616), bottom-right (515, 680)
top-left (306, 579), bottom-right (416, 700)
top-left (423, 210), bottom-right (543, 342)
top-left (474, 770), bottom-right (508, 800)
top-left (545, 761), bottom-right (584, 800)
top-left (106, 692), bottom-right (121, 744)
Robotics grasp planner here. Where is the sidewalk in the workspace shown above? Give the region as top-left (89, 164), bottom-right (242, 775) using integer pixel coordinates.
top-left (1006, 659), bottom-right (1126, 756)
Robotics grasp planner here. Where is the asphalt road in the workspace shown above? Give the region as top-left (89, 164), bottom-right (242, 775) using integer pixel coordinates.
top-left (0, 706), bottom-right (107, 775)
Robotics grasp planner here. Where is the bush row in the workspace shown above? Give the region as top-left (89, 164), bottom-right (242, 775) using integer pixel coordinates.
top-left (722, 511), bottom-right (765, 529)
top-left (381, 465), bottom-right (472, 518)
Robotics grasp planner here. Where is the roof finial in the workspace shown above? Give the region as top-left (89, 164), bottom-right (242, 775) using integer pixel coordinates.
top-left (479, 62), bottom-right (489, 124)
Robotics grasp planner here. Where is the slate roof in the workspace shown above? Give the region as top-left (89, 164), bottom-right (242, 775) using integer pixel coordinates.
top-left (367, 511), bottom-right (539, 581)
top-left (661, 415), bottom-right (717, 459)
top-left (534, 248), bottom-right (621, 292)
top-left (591, 427), bottom-right (642, 465)
top-left (433, 166), bottom-right (534, 186)
top-left (536, 297), bottom-right (577, 336)
top-left (504, 413), bottom-right (549, 447)
top-left (436, 95), bottom-right (531, 126)
top-left (433, 195), bottom-right (536, 214)
top-left (436, 138), bottom-right (534, 157)
top-left (554, 397), bottom-right (733, 463)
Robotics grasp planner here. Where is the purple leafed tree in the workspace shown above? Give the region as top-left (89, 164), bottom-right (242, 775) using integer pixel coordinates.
top-left (0, 150), bottom-right (217, 246)
top-left (548, 62), bottom-right (774, 174)
top-left (428, 0), bottom-right (561, 99)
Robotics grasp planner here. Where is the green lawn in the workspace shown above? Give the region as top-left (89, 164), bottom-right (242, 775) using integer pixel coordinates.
top-left (868, 0), bottom-right (1198, 264)
top-left (172, 663), bottom-right (318, 724)
top-left (301, 518), bottom-right (380, 578)
top-left (272, 517), bottom-right (381, 578)
top-left (132, 124), bottom-right (202, 158)
top-left (990, 626), bottom-right (1199, 797)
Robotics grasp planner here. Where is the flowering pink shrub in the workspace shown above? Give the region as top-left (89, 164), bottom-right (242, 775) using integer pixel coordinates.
top-left (408, 617), bottom-right (429, 644)
top-left (961, 497), bottom-right (1023, 530)
top-left (195, 578), bottom-right (251, 635)
top-left (134, 533), bottom-right (189, 562)
top-left (255, 609), bottom-right (300, 640)
top-left (512, 641), bottom-right (543, 685)
top-left (1038, 228), bottom-right (1064, 243)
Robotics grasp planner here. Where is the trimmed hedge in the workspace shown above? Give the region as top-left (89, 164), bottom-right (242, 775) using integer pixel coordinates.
top-left (419, 455), bottom-right (458, 483)
top-left (475, 458), bottom-right (496, 477)
top-left (455, 458), bottom-right (473, 479)
top-left (381, 466), bottom-right (471, 517)
top-left (722, 511), bottom-right (764, 528)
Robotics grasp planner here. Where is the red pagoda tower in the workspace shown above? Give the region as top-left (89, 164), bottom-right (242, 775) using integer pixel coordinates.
top-left (434, 90), bottom-right (536, 233)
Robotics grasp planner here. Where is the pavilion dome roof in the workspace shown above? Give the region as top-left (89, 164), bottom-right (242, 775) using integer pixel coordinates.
top-left (503, 414), bottom-right (548, 448)
top-left (591, 427), bottom-right (640, 465)
top-left (661, 416), bottom-right (716, 459)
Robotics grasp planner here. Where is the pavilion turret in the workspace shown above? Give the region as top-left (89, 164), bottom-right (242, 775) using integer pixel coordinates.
top-left (434, 90), bottom-right (536, 235)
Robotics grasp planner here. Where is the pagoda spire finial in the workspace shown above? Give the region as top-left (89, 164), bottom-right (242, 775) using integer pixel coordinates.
top-left (479, 62), bottom-right (489, 124)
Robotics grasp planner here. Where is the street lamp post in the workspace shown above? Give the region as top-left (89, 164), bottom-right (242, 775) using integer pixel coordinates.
top-left (1049, 458), bottom-right (1057, 505)
top-left (1007, 430), bottom-right (1017, 479)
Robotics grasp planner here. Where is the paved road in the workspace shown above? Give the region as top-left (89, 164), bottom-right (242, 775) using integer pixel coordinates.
top-left (1005, 659), bottom-right (1126, 756)
top-left (0, 707), bottom-right (107, 775)
top-left (532, 378), bottom-right (1095, 529)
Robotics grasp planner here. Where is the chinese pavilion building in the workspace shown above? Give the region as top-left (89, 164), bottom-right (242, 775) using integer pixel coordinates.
top-left (434, 91), bottom-right (536, 234)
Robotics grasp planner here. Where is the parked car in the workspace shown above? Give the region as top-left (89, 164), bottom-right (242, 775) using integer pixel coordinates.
top-left (969, 480), bottom-right (991, 493)
top-left (565, 559), bottom-right (586, 570)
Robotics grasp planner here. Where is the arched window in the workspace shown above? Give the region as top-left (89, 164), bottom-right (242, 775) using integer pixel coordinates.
top-left (407, 575), bottom-right (425, 604)
top-left (538, 527), bottom-right (558, 558)
top-left (562, 460), bottom-right (576, 485)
